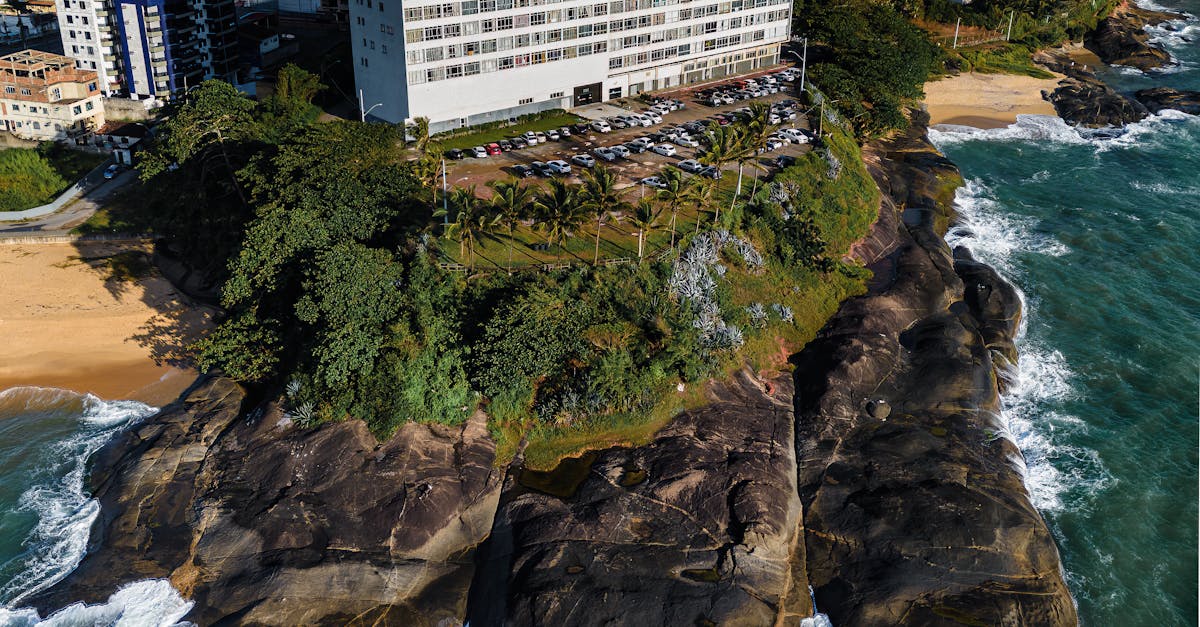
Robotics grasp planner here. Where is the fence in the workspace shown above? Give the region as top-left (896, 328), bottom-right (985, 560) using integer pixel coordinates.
top-left (0, 232), bottom-right (153, 246)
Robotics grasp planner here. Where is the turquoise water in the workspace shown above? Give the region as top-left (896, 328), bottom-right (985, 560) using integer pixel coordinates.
top-left (931, 4), bottom-right (1200, 623)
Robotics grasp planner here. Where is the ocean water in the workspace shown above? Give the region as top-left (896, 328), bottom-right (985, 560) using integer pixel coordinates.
top-left (0, 388), bottom-right (191, 625)
top-left (930, 2), bottom-right (1200, 623)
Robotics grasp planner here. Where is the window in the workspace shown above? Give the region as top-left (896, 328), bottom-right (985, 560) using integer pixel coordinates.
top-left (608, 86), bottom-right (622, 99)
top-left (20, 88), bottom-right (31, 96)
top-left (51, 88), bottom-right (61, 99)
top-left (3, 86), bottom-right (13, 93)
top-left (550, 91), bottom-right (564, 98)
top-left (382, 44), bottom-right (388, 53)
top-left (519, 97), bottom-right (532, 104)
top-left (73, 105), bottom-right (82, 114)
top-left (379, 1), bottom-right (383, 9)
top-left (85, 101), bottom-right (94, 110)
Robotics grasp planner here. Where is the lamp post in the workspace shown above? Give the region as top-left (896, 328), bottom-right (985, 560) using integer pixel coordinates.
top-left (359, 89), bottom-right (383, 122)
top-left (785, 39), bottom-right (807, 93)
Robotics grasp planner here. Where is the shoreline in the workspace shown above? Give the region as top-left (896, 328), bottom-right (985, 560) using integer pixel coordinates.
top-left (923, 71), bottom-right (1063, 128)
top-left (0, 242), bottom-right (212, 406)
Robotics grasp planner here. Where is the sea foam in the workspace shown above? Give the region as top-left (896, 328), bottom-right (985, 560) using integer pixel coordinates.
top-left (0, 580), bottom-right (193, 627)
top-left (929, 110), bottom-right (1198, 153)
top-left (0, 391), bottom-right (157, 607)
top-left (944, 181), bottom-right (1112, 513)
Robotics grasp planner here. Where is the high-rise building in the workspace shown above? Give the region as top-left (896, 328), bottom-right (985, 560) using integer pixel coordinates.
top-left (349, 0), bottom-right (790, 132)
top-left (53, 0), bottom-right (239, 100)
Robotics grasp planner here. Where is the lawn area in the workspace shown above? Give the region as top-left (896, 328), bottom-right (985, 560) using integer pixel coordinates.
top-left (435, 112), bottom-right (586, 151)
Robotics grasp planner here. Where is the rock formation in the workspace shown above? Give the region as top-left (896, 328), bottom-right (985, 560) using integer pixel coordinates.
top-left (1134, 87), bottom-right (1200, 115)
top-left (469, 369), bottom-right (812, 627)
top-left (1034, 49), bottom-right (1149, 127)
top-left (1085, 2), bottom-right (1182, 72)
top-left (789, 112), bottom-right (1078, 626)
top-left (33, 377), bottom-right (502, 626)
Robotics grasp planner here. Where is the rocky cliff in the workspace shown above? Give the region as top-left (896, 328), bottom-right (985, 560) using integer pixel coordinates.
top-left (789, 113), bottom-right (1077, 626)
top-left (1085, 2), bottom-right (1182, 72)
top-left (33, 377), bottom-right (502, 625)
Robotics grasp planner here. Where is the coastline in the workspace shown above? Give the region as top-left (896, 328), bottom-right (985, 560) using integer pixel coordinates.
top-left (0, 242), bottom-right (212, 406)
top-left (924, 71), bottom-right (1062, 127)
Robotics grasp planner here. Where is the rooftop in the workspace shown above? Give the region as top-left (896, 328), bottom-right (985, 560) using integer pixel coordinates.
top-left (1, 49), bottom-right (76, 74)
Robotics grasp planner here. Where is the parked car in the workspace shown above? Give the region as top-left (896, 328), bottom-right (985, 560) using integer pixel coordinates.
top-left (559, 126), bottom-right (573, 137)
top-left (531, 161), bottom-right (553, 176)
top-left (624, 141), bottom-right (647, 154)
top-left (700, 166), bottom-right (723, 180)
top-left (670, 99), bottom-right (686, 110)
top-left (594, 147), bottom-right (618, 162)
top-left (643, 111), bottom-right (663, 124)
top-left (590, 120), bottom-right (612, 133)
top-left (610, 144), bottom-right (631, 158)
top-left (103, 164), bottom-right (122, 179)
top-left (546, 160), bottom-right (572, 174)
top-left (631, 114), bottom-right (653, 127)
top-left (713, 114), bottom-right (731, 126)
top-left (571, 154), bottom-right (596, 168)
top-left (608, 117), bottom-right (630, 129)
top-left (572, 123), bottom-right (591, 134)
top-left (486, 143), bottom-right (503, 156)
top-left (547, 129), bottom-right (561, 141)
top-left (445, 148), bottom-right (465, 160)
top-left (498, 139), bottom-right (514, 151)
top-left (640, 176), bottom-right (668, 189)
top-left (472, 146), bottom-right (488, 158)
top-left (648, 132), bottom-right (668, 144)
top-left (675, 136), bottom-right (699, 148)
top-left (775, 155), bottom-right (797, 169)
top-left (651, 144), bottom-right (677, 157)
top-left (512, 164), bottom-right (535, 178)
top-left (534, 131), bottom-right (548, 143)
top-left (511, 136), bottom-right (529, 149)
top-left (629, 137), bottom-right (654, 149)
top-left (676, 159), bottom-right (704, 173)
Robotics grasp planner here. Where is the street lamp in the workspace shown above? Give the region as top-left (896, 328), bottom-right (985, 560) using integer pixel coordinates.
top-left (359, 88), bottom-right (383, 122)
top-left (786, 37), bottom-right (807, 93)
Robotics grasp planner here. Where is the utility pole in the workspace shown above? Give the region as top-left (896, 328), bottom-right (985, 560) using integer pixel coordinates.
top-left (359, 88), bottom-right (366, 123)
top-left (818, 99), bottom-right (823, 137)
top-left (953, 18), bottom-right (961, 49)
top-left (799, 37), bottom-right (807, 94)
top-left (1007, 11), bottom-right (1015, 41)
top-left (441, 157), bottom-right (449, 225)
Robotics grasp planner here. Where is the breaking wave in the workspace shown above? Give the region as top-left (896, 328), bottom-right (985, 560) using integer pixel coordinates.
top-left (929, 110), bottom-right (1197, 152)
top-left (0, 580), bottom-right (192, 627)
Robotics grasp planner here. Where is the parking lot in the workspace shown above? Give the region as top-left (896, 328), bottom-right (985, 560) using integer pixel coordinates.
top-left (442, 72), bottom-right (815, 195)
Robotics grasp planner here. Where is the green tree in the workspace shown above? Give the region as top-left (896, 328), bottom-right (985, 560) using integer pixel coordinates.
top-left (533, 178), bottom-right (586, 249)
top-left (655, 167), bottom-right (696, 245)
top-left (440, 185), bottom-right (500, 269)
top-left (628, 198), bottom-right (665, 260)
top-left (0, 148), bottom-right (68, 211)
top-left (487, 177), bottom-right (535, 270)
top-left (580, 165), bottom-right (630, 265)
top-left (699, 125), bottom-right (751, 220)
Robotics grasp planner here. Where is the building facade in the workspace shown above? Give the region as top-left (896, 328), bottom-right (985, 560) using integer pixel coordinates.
top-left (350, 0), bottom-right (789, 131)
top-left (0, 49), bottom-right (105, 141)
top-left (53, 0), bottom-right (238, 100)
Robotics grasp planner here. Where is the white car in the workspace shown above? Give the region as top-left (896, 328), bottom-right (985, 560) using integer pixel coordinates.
top-left (631, 114), bottom-right (653, 127)
top-left (546, 160), bottom-right (572, 174)
top-left (779, 128), bottom-right (810, 144)
top-left (547, 129), bottom-right (561, 141)
top-left (590, 120), bottom-right (612, 133)
top-left (676, 159), bottom-right (704, 173)
top-left (640, 176), bottom-right (668, 189)
top-left (571, 154), bottom-right (596, 168)
top-left (643, 111), bottom-right (663, 124)
top-left (629, 137), bottom-right (654, 149)
top-left (674, 136), bottom-right (699, 148)
top-left (651, 144), bottom-right (677, 157)
top-left (534, 131), bottom-right (548, 143)
top-left (610, 145), bottom-right (631, 158)
top-left (471, 146), bottom-right (488, 158)
top-left (522, 131), bottom-right (540, 145)
top-left (650, 104), bottom-right (671, 115)
top-left (593, 147), bottom-right (618, 162)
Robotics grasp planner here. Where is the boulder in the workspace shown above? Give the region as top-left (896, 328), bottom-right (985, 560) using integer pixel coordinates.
top-left (1084, 2), bottom-right (1181, 71)
top-left (33, 377), bottom-right (502, 626)
top-left (471, 370), bottom-right (812, 627)
top-left (1134, 87), bottom-right (1200, 115)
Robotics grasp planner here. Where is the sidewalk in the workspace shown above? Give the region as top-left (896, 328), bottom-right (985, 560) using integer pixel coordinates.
top-left (0, 168), bottom-right (136, 237)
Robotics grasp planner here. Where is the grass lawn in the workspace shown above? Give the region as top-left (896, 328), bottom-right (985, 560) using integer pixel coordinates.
top-left (43, 144), bottom-right (109, 183)
top-left (0, 144), bottom-right (108, 212)
top-left (435, 113), bottom-right (586, 151)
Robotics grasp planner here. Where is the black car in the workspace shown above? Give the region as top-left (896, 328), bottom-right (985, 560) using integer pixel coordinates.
top-left (572, 123), bottom-right (592, 135)
top-left (511, 136), bottom-right (529, 149)
top-left (498, 139), bottom-right (514, 151)
top-left (445, 148), bottom-right (464, 160)
top-left (512, 164), bottom-right (535, 178)
top-left (648, 132), bottom-right (668, 143)
top-left (624, 142), bottom-right (647, 154)
top-left (775, 155), bottom-right (796, 169)
top-left (530, 161), bottom-right (553, 176)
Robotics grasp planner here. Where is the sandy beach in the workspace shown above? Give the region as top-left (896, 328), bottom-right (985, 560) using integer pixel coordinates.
top-left (924, 71), bottom-right (1063, 128)
top-left (0, 241), bottom-right (214, 405)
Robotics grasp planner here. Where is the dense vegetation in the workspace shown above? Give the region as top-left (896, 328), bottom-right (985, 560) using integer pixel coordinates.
top-left (122, 66), bottom-right (879, 466)
top-left (0, 143), bottom-right (104, 211)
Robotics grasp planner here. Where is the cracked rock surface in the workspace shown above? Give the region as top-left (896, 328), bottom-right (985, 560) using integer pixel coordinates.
top-left (32, 377), bottom-right (502, 626)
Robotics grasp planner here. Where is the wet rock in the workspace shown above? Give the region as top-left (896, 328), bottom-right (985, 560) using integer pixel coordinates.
top-left (1135, 87), bottom-right (1200, 114)
top-left (866, 399), bottom-right (891, 419)
top-left (790, 118), bottom-right (1078, 626)
top-left (33, 377), bottom-right (502, 626)
top-left (1044, 76), bottom-right (1149, 127)
top-left (471, 370), bottom-right (812, 627)
top-left (1085, 3), bottom-right (1182, 72)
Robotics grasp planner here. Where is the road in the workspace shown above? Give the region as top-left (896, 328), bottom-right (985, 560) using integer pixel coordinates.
top-left (0, 169), bottom-right (136, 236)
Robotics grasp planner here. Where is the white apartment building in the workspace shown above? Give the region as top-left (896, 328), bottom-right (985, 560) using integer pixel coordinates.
top-left (55, 0), bottom-right (120, 95)
top-left (350, 0), bottom-right (790, 132)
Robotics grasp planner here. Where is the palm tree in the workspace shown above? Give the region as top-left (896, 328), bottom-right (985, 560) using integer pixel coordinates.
top-left (409, 116), bottom-right (432, 154)
top-left (741, 102), bottom-right (777, 197)
top-left (628, 198), bottom-right (665, 260)
top-left (580, 166), bottom-right (630, 265)
top-left (437, 185), bottom-right (499, 269)
top-left (656, 167), bottom-right (695, 245)
top-left (533, 178), bottom-right (586, 250)
top-left (487, 177), bottom-right (534, 271)
top-left (698, 125), bottom-right (751, 222)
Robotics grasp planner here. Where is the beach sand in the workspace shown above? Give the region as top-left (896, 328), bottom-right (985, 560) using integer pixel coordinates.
top-left (0, 241), bottom-right (214, 406)
top-left (924, 71), bottom-right (1063, 128)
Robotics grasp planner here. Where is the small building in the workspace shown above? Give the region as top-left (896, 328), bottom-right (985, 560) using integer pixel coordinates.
top-left (0, 49), bottom-right (104, 141)
top-left (93, 120), bottom-right (149, 164)
top-left (24, 0), bottom-right (58, 14)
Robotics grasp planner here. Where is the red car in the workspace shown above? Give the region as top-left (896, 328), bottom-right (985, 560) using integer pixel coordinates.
top-left (486, 143), bottom-right (502, 156)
